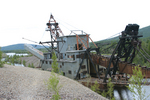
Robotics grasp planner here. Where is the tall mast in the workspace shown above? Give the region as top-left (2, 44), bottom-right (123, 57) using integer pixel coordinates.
top-left (39, 14), bottom-right (64, 53)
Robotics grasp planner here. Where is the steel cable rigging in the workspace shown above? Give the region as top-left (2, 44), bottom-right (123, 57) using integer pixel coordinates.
top-left (135, 47), bottom-right (150, 63)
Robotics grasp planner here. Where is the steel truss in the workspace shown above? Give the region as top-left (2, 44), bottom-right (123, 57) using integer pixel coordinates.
top-left (103, 24), bottom-right (143, 82)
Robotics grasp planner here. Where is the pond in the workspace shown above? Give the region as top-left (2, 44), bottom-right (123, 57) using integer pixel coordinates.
top-left (3, 53), bottom-right (28, 67)
top-left (6, 53), bottom-right (28, 57)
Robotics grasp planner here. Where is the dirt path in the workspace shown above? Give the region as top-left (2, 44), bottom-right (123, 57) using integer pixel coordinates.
top-left (0, 64), bottom-right (107, 100)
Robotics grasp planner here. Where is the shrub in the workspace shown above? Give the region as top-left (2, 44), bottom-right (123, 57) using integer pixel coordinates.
top-left (91, 80), bottom-right (100, 94)
top-left (127, 66), bottom-right (150, 100)
top-left (0, 48), bottom-right (4, 68)
top-left (47, 71), bottom-right (61, 100)
top-left (19, 59), bottom-right (22, 64)
top-left (107, 78), bottom-right (115, 100)
top-left (86, 74), bottom-right (91, 87)
top-left (46, 51), bottom-right (61, 100)
top-left (31, 63), bottom-right (34, 68)
top-left (23, 60), bottom-right (26, 67)
top-left (28, 63), bottom-right (31, 67)
top-left (100, 78), bottom-right (115, 100)
top-left (51, 52), bottom-right (59, 73)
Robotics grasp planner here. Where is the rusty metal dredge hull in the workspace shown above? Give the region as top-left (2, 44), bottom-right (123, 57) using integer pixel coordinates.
top-left (90, 54), bottom-right (150, 78)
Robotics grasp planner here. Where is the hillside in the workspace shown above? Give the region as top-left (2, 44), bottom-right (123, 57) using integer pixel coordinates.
top-left (139, 25), bottom-right (150, 38)
top-left (1, 44), bottom-right (46, 51)
top-left (90, 25), bottom-right (150, 47)
top-left (90, 25), bottom-right (150, 67)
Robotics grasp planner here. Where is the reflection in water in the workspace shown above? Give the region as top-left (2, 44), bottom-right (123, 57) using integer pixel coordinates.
top-left (114, 87), bottom-right (132, 100)
top-left (114, 85), bottom-right (150, 100)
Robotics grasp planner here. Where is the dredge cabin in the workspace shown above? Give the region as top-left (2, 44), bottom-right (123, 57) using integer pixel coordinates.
top-left (40, 33), bottom-right (97, 79)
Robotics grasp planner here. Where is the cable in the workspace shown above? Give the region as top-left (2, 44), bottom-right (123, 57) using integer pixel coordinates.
top-left (40, 31), bottom-right (46, 42)
top-left (101, 43), bottom-right (117, 54)
top-left (59, 23), bottom-right (71, 32)
top-left (105, 32), bottom-right (121, 40)
top-left (55, 17), bottom-right (80, 30)
top-left (141, 47), bottom-right (150, 58)
top-left (135, 47), bottom-right (150, 63)
top-left (22, 37), bottom-right (38, 44)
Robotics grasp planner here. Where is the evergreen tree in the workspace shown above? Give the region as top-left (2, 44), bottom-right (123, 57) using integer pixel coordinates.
top-left (51, 52), bottom-right (59, 73)
top-left (31, 63), bottom-right (34, 68)
top-left (23, 60), bottom-right (26, 67)
top-left (11, 57), bottom-right (15, 65)
top-left (46, 51), bottom-right (61, 100)
top-left (28, 63), bottom-right (31, 67)
top-left (148, 41), bottom-right (150, 55)
top-left (0, 47), bottom-right (4, 68)
top-left (19, 59), bottom-right (22, 64)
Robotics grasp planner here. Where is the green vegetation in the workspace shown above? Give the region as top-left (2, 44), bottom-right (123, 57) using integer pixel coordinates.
top-left (51, 52), bottom-right (59, 73)
top-left (90, 80), bottom-right (100, 94)
top-left (28, 63), bottom-right (34, 68)
top-left (98, 78), bottom-right (115, 100)
top-left (107, 78), bottom-right (115, 100)
top-left (19, 59), bottom-right (22, 64)
top-left (132, 38), bottom-right (150, 67)
top-left (0, 47), bottom-right (4, 68)
top-left (5, 54), bottom-right (22, 65)
top-left (86, 74), bottom-right (91, 87)
top-left (90, 26), bottom-right (150, 67)
top-left (38, 48), bottom-right (49, 53)
top-left (31, 63), bottom-right (34, 68)
top-left (47, 71), bottom-right (61, 100)
top-left (90, 25), bottom-right (150, 49)
top-left (139, 25), bottom-right (150, 38)
top-left (23, 60), bottom-right (26, 67)
top-left (127, 66), bottom-right (150, 100)
top-left (88, 76), bottom-right (114, 99)
top-left (28, 63), bottom-right (31, 67)
top-left (1, 43), bottom-right (49, 53)
top-left (46, 52), bottom-right (61, 100)
top-left (2, 49), bottom-right (28, 53)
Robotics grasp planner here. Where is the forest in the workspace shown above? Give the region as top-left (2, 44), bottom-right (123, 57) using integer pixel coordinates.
top-left (89, 36), bottom-right (150, 68)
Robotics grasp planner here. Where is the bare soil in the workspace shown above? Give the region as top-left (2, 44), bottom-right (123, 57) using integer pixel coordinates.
top-left (0, 64), bottom-right (107, 100)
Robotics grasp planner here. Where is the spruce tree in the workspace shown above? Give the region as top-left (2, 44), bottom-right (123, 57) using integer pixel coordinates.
top-left (51, 52), bottom-right (59, 73)
top-left (0, 47), bottom-right (4, 68)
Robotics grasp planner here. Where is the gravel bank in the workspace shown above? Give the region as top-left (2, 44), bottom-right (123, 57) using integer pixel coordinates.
top-left (0, 64), bottom-right (107, 100)
top-left (20, 56), bottom-right (40, 67)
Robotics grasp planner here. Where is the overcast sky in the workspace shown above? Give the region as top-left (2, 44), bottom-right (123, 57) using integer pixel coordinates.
top-left (0, 0), bottom-right (150, 47)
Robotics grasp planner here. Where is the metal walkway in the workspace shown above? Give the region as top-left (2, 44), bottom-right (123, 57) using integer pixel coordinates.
top-left (24, 44), bottom-right (44, 60)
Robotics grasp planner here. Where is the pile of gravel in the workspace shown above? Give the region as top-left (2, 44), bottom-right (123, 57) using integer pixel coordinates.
top-left (0, 64), bottom-right (107, 100)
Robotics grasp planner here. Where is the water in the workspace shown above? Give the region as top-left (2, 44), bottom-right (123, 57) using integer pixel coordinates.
top-left (6, 53), bottom-right (28, 57)
top-left (3, 53), bottom-right (28, 67)
top-left (14, 63), bottom-right (24, 67)
top-left (114, 87), bottom-right (132, 100)
top-left (114, 84), bottom-right (150, 100)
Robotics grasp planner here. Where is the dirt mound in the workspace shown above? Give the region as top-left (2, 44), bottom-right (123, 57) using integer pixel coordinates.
top-left (0, 64), bottom-right (107, 100)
